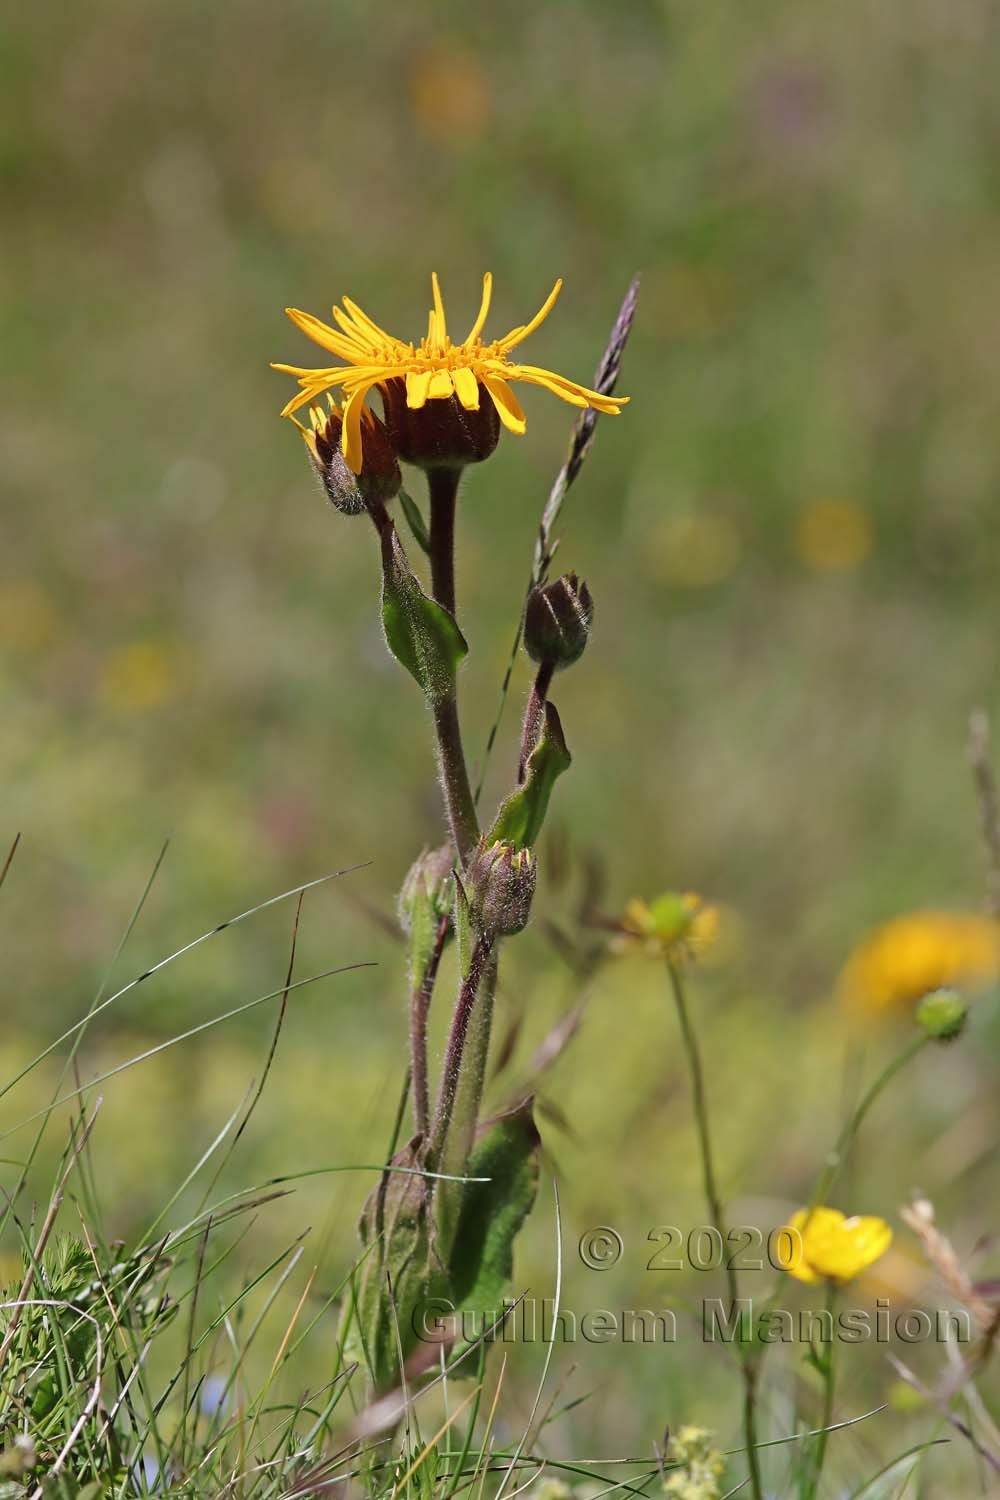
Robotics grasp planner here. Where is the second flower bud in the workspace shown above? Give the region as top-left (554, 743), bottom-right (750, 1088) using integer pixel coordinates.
top-left (467, 839), bottom-right (537, 938)
top-left (524, 572), bottom-right (594, 670)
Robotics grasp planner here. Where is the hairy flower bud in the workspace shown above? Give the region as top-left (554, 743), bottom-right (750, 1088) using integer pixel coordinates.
top-left (467, 839), bottom-right (537, 937)
top-left (916, 987), bottom-right (969, 1042)
top-left (297, 402), bottom-right (401, 514)
top-left (380, 376), bottom-right (500, 472)
top-left (398, 843), bottom-right (455, 935)
top-left (524, 573), bottom-right (593, 669)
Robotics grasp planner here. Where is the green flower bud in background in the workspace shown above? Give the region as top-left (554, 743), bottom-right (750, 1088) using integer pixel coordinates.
top-left (467, 839), bottom-right (537, 937)
top-left (915, 987), bottom-right (969, 1042)
top-left (296, 400), bottom-right (401, 514)
top-left (398, 843), bottom-right (455, 935)
top-left (524, 572), bottom-right (594, 669)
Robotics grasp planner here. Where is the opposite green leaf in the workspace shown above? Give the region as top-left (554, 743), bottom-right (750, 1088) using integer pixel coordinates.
top-left (489, 701), bottom-right (571, 850)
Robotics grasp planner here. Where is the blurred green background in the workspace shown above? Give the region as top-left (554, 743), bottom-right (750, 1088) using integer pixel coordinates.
top-left (3, 0), bottom-right (1000, 1488)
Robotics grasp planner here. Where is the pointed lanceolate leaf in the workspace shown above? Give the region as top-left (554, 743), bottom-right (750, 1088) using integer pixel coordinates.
top-left (488, 701), bottom-right (571, 850)
top-left (380, 524), bottom-right (467, 702)
top-left (446, 1098), bottom-right (540, 1369)
top-left (398, 487), bottom-right (431, 556)
top-left (345, 1136), bottom-right (448, 1394)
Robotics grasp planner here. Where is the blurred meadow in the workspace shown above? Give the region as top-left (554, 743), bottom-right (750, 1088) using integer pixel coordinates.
top-left (4, 0), bottom-right (1000, 1488)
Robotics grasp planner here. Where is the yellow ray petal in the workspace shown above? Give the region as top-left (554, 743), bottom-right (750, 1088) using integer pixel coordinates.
top-left (427, 368), bottom-right (455, 399)
top-left (341, 295), bottom-right (396, 346)
top-left (281, 385), bottom-right (326, 418)
top-left (284, 308), bottom-right (366, 362)
top-left (464, 272), bottom-right (493, 345)
top-left (272, 361), bottom-right (345, 378)
top-left (406, 369), bottom-right (433, 409)
top-left (289, 413), bottom-right (318, 457)
top-left (340, 383), bottom-right (375, 474)
top-left (431, 272), bottom-right (448, 340)
top-left (452, 365), bottom-right (481, 410)
top-left (511, 364), bottom-right (628, 412)
top-left (329, 306), bottom-right (381, 353)
top-left (482, 375), bottom-right (527, 434)
top-left (497, 279), bottom-right (563, 353)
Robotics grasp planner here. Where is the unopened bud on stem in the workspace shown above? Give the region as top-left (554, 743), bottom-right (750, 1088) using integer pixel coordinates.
top-left (916, 988), bottom-right (969, 1042)
top-left (398, 843), bottom-right (455, 934)
top-left (296, 401), bottom-right (401, 514)
top-left (467, 839), bottom-right (537, 937)
top-left (524, 573), bottom-right (593, 669)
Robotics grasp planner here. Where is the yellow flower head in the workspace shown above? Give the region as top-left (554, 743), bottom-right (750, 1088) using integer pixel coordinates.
top-left (273, 273), bottom-right (628, 473)
top-left (613, 892), bottom-right (721, 964)
top-left (837, 909), bottom-right (1000, 1018)
top-left (778, 1206), bottom-right (892, 1285)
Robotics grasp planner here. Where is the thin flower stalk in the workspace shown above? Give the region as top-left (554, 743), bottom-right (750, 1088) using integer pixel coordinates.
top-left (667, 961), bottom-right (765, 1500)
top-left (802, 1281), bottom-right (838, 1500)
top-left (807, 1033), bottom-right (927, 1216)
top-left (409, 916), bottom-right (449, 1139)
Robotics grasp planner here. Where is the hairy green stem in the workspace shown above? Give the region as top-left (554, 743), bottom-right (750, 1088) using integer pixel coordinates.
top-left (517, 661), bottom-right (554, 783)
top-left (409, 916), bottom-right (448, 1139)
top-left (668, 961), bottom-right (764, 1500)
top-left (428, 934), bottom-right (495, 1176)
top-left (445, 945), bottom-right (498, 1169)
top-left (432, 695), bottom-right (479, 863)
top-left (424, 467), bottom-right (479, 862)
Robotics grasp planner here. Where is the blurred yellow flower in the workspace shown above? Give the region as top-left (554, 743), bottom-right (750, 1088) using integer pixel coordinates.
top-left (408, 44), bottom-right (491, 145)
top-left (796, 499), bottom-right (873, 572)
top-left (274, 273), bottom-right (627, 472)
top-left (838, 910), bottom-right (1000, 1017)
top-left (99, 642), bottom-right (178, 714)
top-left (650, 513), bottom-right (741, 589)
top-left (612, 892), bottom-right (720, 964)
top-left (779, 1206), bottom-right (892, 1285)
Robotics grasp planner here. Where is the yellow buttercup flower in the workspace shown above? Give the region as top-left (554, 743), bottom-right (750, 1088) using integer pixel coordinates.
top-left (838, 909), bottom-right (1000, 1018)
top-left (778, 1206), bottom-right (892, 1285)
top-left (612, 892), bottom-right (721, 964)
top-left (273, 273), bottom-right (628, 473)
